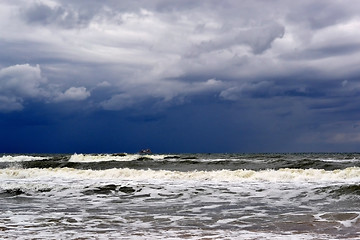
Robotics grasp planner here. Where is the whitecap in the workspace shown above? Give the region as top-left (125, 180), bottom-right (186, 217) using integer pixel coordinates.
top-left (0, 155), bottom-right (49, 162)
top-left (1, 167), bottom-right (359, 183)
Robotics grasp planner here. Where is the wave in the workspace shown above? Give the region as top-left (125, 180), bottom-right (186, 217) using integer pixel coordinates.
top-left (1, 167), bottom-right (359, 182)
top-left (316, 184), bottom-right (360, 197)
top-left (2, 154), bottom-right (360, 173)
top-left (320, 158), bottom-right (360, 163)
top-left (0, 155), bottom-right (49, 162)
top-left (68, 153), bottom-right (168, 162)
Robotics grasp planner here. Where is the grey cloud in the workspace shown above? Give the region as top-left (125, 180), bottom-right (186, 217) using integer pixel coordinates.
top-left (281, 43), bottom-right (360, 61)
top-left (101, 93), bottom-right (136, 111)
top-left (243, 22), bottom-right (285, 54)
top-left (54, 87), bottom-right (91, 102)
top-left (0, 96), bottom-right (23, 112)
top-left (100, 78), bottom-right (225, 110)
top-left (0, 64), bottom-right (46, 111)
top-left (22, 2), bottom-right (95, 28)
top-left (0, 64), bottom-right (92, 112)
top-left (0, 64), bottom-right (46, 98)
top-left (220, 76), bottom-right (354, 112)
top-left (286, 1), bottom-right (356, 29)
top-left (220, 81), bottom-right (273, 101)
top-left (190, 22), bottom-right (284, 56)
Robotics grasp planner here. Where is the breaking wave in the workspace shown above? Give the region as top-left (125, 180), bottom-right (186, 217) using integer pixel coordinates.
top-left (0, 155), bottom-right (49, 162)
top-left (1, 167), bottom-right (359, 182)
top-left (68, 153), bottom-right (166, 162)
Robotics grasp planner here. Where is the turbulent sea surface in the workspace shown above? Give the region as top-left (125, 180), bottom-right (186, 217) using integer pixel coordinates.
top-left (0, 153), bottom-right (360, 239)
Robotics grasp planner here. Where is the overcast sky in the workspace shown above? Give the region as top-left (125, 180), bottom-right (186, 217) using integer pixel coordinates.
top-left (1, 0), bottom-right (360, 153)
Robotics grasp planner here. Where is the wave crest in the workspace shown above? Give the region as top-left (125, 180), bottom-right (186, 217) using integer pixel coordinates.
top-left (1, 167), bottom-right (359, 182)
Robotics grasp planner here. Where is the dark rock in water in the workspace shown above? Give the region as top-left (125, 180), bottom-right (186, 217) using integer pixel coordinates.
top-left (111, 153), bottom-right (127, 156)
top-left (38, 188), bottom-right (52, 193)
top-left (6, 188), bottom-right (25, 195)
top-left (82, 185), bottom-right (136, 195)
top-left (119, 186), bottom-right (136, 193)
top-left (83, 184), bottom-right (118, 195)
top-left (0, 226), bottom-right (7, 231)
top-left (164, 156), bottom-right (181, 159)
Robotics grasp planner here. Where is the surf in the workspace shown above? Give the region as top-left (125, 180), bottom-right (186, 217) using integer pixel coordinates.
top-left (1, 167), bottom-right (359, 182)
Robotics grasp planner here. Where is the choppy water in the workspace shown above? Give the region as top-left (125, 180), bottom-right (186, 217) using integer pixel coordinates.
top-left (0, 153), bottom-right (360, 239)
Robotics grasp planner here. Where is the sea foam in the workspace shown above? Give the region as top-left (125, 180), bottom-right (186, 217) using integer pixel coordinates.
top-left (0, 155), bottom-right (48, 162)
top-left (1, 167), bottom-right (359, 182)
top-left (68, 153), bottom-right (165, 162)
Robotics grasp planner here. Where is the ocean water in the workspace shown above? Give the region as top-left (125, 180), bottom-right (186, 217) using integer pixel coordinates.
top-left (0, 153), bottom-right (359, 239)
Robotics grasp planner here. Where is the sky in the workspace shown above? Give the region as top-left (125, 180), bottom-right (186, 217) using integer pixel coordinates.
top-left (1, 0), bottom-right (360, 153)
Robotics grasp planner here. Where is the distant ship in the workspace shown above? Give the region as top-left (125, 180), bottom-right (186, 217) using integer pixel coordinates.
top-left (139, 149), bottom-right (152, 154)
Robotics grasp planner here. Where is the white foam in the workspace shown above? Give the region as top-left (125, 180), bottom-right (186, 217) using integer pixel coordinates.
top-left (320, 158), bottom-right (360, 163)
top-left (340, 214), bottom-right (360, 228)
top-left (0, 155), bottom-right (49, 162)
top-left (0, 168), bottom-right (358, 240)
top-left (315, 212), bottom-right (360, 228)
top-left (0, 228), bottom-right (339, 240)
top-left (1, 167), bottom-right (359, 183)
top-left (68, 153), bottom-right (166, 162)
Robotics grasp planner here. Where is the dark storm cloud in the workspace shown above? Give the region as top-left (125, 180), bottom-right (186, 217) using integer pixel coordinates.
top-left (1, 0), bottom-right (360, 152)
top-left (282, 43), bottom-right (360, 61)
top-left (23, 3), bottom-right (93, 28)
top-left (286, 1), bottom-right (354, 29)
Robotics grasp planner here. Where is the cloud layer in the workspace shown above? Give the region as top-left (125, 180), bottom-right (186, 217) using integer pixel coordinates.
top-left (1, 0), bottom-right (360, 152)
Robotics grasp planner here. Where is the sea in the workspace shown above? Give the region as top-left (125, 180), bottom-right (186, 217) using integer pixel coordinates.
top-left (0, 153), bottom-right (359, 239)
